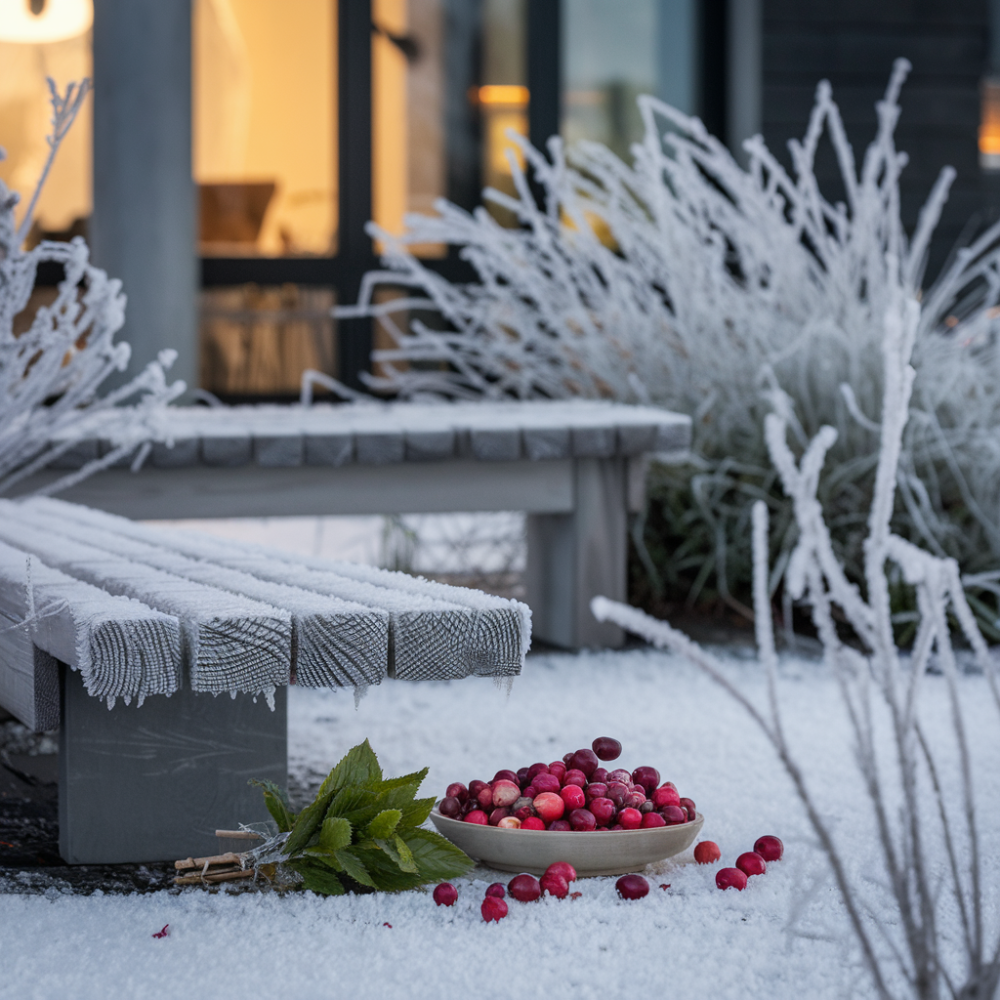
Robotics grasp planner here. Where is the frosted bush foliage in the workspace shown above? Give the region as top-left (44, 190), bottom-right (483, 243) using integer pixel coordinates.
top-left (0, 79), bottom-right (184, 497)
top-left (344, 60), bottom-right (1000, 607)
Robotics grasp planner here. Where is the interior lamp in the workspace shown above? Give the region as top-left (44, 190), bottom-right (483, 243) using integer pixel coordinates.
top-left (0, 0), bottom-right (92, 44)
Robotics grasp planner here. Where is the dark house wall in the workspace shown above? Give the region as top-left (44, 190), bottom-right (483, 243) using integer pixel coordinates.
top-left (761, 0), bottom-right (988, 283)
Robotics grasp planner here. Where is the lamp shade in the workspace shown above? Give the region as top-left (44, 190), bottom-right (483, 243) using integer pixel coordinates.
top-left (0, 0), bottom-right (92, 44)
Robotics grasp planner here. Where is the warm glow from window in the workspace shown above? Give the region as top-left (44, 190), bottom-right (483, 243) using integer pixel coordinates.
top-left (980, 78), bottom-right (1000, 169)
top-left (475, 84), bottom-right (529, 106)
top-left (0, 0), bottom-right (91, 44)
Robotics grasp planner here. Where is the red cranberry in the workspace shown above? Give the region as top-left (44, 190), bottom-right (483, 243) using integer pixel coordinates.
top-left (516, 767), bottom-right (530, 787)
top-left (485, 882), bottom-right (506, 898)
top-left (562, 752), bottom-right (575, 766)
top-left (592, 737), bottom-right (622, 761)
top-left (438, 797), bottom-right (462, 819)
top-left (476, 785), bottom-right (493, 810)
top-left (433, 882), bottom-right (458, 906)
top-left (737, 852), bottom-right (766, 877)
top-left (569, 807), bottom-right (597, 831)
top-left (679, 797), bottom-right (696, 815)
top-left (661, 804), bottom-right (688, 825)
top-left (513, 807), bottom-right (535, 822)
top-left (446, 782), bottom-right (468, 803)
top-left (481, 897), bottom-right (508, 921)
top-left (694, 841), bottom-right (721, 864)
top-left (464, 810), bottom-right (488, 825)
top-left (533, 792), bottom-right (565, 824)
top-left (591, 767), bottom-right (609, 784)
top-left (493, 769), bottom-right (519, 785)
top-left (540, 872), bottom-right (569, 898)
top-left (521, 816), bottom-right (545, 830)
top-left (652, 785), bottom-right (680, 809)
top-left (560, 785), bottom-right (586, 811)
top-left (754, 836), bottom-right (784, 862)
top-left (532, 773), bottom-right (561, 794)
top-left (608, 769), bottom-right (632, 785)
top-left (585, 782), bottom-right (608, 802)
top-left (544, 862), bottom-right (577, 883)
top-left (548, 761), bottom-right (567, 781)
top-left (527, 762), bottom-right (550, 782)
top-left (615, 874), bottom-right (649, 900)
top-left (570, 749), bottom-right (599, 778)
top-left (508, 874), bottom-right (541, 902)
top-left (590, 797), bottom-right (616, 825)
top-left (492, 780), bottom-right (521, 808)
top-left (562, 769), bottom-right (587, 788)
top-left (716, 868), bottom-right (747, 891)
top-left (625, 791), bottom-right (646, 810)
top-left (522, 785), bottom-right (538, 800)
top-left (462, 798), bottom-right (479, 815)
top-left (489, 807), bottom-right (510, 826)
top-left (606, 783), bottom-right (629, 808)
top-left (548, 820), bottom-right (571, 831)
top-left (611, 823), bottom-right (623, 830)
top-left (631, 767), bottom-right (660, 794)
top-left (640, 811), bottom-right (666, 828)
top-left (468, 779), bottom-right (488, 798)
top-left (619, 807), bottom-right (642, 830)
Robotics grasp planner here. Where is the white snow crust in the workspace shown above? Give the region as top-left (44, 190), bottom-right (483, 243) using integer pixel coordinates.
top-left (2, 646), bottom-right (997, 1000)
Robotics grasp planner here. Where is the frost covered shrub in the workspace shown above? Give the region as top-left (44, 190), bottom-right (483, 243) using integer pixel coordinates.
top-left (594, 282), bottom-right (1000, 1000)
top-left (342, 60), bottom-right (1000, 634)
top-left (0, 79), bottom-right (183, 497)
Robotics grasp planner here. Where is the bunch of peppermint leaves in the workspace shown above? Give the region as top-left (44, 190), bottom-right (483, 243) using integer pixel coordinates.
top-left (253, 739), bottom-right (473, 895)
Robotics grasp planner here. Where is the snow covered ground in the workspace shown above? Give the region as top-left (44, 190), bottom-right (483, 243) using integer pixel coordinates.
top-left (2, 646), bottom-right (998, 1000)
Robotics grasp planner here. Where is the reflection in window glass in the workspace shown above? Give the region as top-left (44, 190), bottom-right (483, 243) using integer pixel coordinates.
top-left (193, 0), bottom-right (337, 257)
top-left (561, 0), bottom-right (656, 160)
top-left (199, 285), bottom-right (336, 398)
top-left (0, 22), bottom-right (92, 244)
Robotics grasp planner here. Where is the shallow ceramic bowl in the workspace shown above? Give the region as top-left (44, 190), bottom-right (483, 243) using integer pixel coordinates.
top-left (430, 808), bottom-right (704, 877)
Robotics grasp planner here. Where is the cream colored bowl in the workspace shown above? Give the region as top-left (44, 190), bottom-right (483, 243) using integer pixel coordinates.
top-left (430, 808), bottom-right (704, 877)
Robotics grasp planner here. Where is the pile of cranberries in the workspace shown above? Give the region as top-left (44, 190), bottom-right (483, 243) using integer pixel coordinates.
top-left (437, 737), bottom-right (696, 832)
top-left (693, 835), bottom-right (784, 890)
top-left (434, 862), bottom-right (580, 922)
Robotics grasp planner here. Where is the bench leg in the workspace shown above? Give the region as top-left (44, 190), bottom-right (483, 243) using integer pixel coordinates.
top-left (59, 665), bottom-right (287, 864)
top-left (526, 457), bottom-right (626, 649)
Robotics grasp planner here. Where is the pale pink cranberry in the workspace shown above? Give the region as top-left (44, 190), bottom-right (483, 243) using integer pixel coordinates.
top-left (661, 804), bottom-right (688, 825)
top-left (492, 779), bottom-right (521, 808)
top-left (446, 782), bottom-right (468, 803)
top-left (481, 897), bottom-right (508, 921)
top-left (591, 737), bottom-right (622, 761)
top-left (560, 785), bottom-right (586, 811)
top-left (540, 872), bottom-right (569, 898)
top-left (716, 868), bottom-right (747, 891)
top-left (736, 852), bottom-right (767, 877)
top-left (569, 749), bottom-right (599, 778)
top-left (508, 873), bottom-right (541, 902)
top-left (464, 810), bottom-right (488, 825)
top-left (433, 882), bottom-right (458, 906)
top-left (485, 882), bottom-right (506, 898)
top-left (640, 812), bottom-right (666, 828)
top-left (631, 766), bottom-right (660, 794)
top-left (521, 816), bottom-right (546, 830)
top-left (589, 797), bottom-right (616, 826)
top-left (532, 772), bottom-right (561, 795)
top-left (652, 786), bottom-right (680, 809)
top-left (438, 797), bottom-right (461, 819)
top-left (569, 808), bottom-right (596, 832)
top-left (618, 807), bottom-right (642, 830)
top-left (497, 816), bottom-right (522, 829)
top-left (694, 841), bottom-right (721, 864)
top-left (754, 836), bottom-right (784, 862)
top-left (476, 785), bottom-right (494, 810)
top-left (616, 874), bottom-right (649, 899)
top-left (548, 820), bottom-right (571, 831)
top-left (544, 862), bottom-right (577, 883)
top-left (533, 791), bottom-right (565, 823)
top-left (562, 769), bottom-right (588, 788)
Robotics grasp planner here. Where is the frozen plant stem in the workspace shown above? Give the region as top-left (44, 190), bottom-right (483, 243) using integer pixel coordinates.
top-left (593, 283), bottom-right (1000, 1000)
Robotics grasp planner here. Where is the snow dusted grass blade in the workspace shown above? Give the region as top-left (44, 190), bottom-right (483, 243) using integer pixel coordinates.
top-left (343, 59), bottom-right (1000, 626)
top-left (0, 79), bottom-right (184, 499)
top-left (594, 282), bottom-right (1000, 1000)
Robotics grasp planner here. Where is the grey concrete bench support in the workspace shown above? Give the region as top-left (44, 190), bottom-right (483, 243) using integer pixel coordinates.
top-left (59, 664), bottom-right (286, 865)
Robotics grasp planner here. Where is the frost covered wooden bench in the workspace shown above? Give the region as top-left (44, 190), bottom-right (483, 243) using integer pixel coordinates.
top-left (27, 399), bottom-right (691, 650)
top-left (0, 496), bottom-right (529, 864)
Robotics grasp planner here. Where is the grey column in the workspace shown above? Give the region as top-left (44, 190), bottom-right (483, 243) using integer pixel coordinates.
top-left (656, 0), bottom-right (698, 115)
top-left (90, 0), bottom-right (197, 394)
top-left (726, 0), bottom-right (762, 165)
top-left (59, 665), bottom-right (286, 865)
top-left (526, 458), bottom-right (626, 650)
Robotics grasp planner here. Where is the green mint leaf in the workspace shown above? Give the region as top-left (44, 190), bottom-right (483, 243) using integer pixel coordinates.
top-left (318, 816), bottom-right (353, 853)
top-left (375, 768), bottom-right (429, 793)
top-left (353, 847), bottom-right (425, 892)
top-left (288, 859), bottom-right (345, 896)
top-left (399, 796), bottom-right (435, 830)
top-left (317, 740), bottom-right (382, 798)
top-left (392, 834), bottom-right (418, 873)
top-left (250, 779), bottom-right (295, 832)
top-left (334, 848), bottom-right (376, 888)
top-left (402, 828), bottom-right (474, 881)
top-left (367, 809), bottom-right (402, 840)
top-left (284, 790), bottom-right (334, 856)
